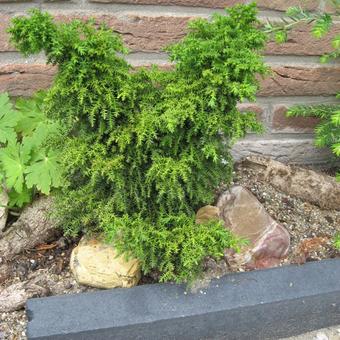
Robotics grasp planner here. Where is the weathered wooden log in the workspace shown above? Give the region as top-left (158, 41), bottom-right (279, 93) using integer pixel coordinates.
top-left (0, 196), bottom-right (60, 261)
top-left (241, 156), bottom-right (340, 211)
top-left (0, 275), bottom-right (50, 312)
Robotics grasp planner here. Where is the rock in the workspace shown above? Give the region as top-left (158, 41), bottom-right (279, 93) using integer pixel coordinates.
top-left (0, 189), bottom-right (8, 233)
top-left (241, 156), bottom-right (340, 211)
top-left (70, 237), bottom-right (141, 289)
top-left (0, 196), bottom-right (59, 262)
top-left (217, 186), bottom-right (290, 269)
top-left (196, 205), bottom-right (220, 224)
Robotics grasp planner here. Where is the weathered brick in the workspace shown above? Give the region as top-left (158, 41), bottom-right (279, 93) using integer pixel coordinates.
top-left (266, 22), bottom-right (340, 56)
top-left (256, 0), bottom-right (319, 11)
top-left (89, 0), bottom-right (319, 11)
top-left (1, 62), bottom-right (338, 98)
top-left (0, 13), bottom-right (191, 53)
top-left (1, 13), bottom-right (338, 56)
top-left (89, 0), bottom-right (244, 7)
top-left (232, 137), bottom-right (333, 164)
top-left (0, 15), bottom-right (14, 53)
top-left (0, 64), bottom-right (56, 97)
top-left (237, 103), bottom-right (264, 121)
top-left (271, 104), bottom-right (320, 133)
top-left (259, 66), bottom-right (340, 97)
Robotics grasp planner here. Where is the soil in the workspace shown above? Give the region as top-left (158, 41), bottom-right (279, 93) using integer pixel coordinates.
top-left (1, 164), bottom-right (340, 339)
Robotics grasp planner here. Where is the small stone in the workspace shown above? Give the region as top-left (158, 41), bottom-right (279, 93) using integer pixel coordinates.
top-left (70, 236), bottom-right (141, 289)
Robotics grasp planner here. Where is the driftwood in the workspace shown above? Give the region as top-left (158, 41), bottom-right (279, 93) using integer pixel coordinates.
top-left (0, 196), bottom-right (60, 261)
top-left (0, 276), bottom-right (50, 312)
top-left (241, 156), bottom-right (340, 211)
top-left (0, 269), bottom-right (77, 312)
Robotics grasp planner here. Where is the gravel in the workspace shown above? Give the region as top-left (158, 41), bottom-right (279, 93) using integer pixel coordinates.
top-left (1, 164), bottom-right (339, 339)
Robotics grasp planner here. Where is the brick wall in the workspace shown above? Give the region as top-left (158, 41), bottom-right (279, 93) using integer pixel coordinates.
top-left (0, 0), bottom-right (339, 164)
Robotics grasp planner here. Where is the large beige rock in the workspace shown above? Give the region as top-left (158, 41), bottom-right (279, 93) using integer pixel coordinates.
top-left (70, 237), bottom-right (141, 289)
top-left (242, 156), bottom-right (340, 211)
top-left (216, 186), bottom-right (290, 269)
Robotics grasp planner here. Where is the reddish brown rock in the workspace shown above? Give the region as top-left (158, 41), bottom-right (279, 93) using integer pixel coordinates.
top-left (217, 186), bottom-right (290, 269)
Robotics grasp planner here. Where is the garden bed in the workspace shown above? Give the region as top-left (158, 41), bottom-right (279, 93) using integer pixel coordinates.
top-left (1, 162), bottom-right (339, 339)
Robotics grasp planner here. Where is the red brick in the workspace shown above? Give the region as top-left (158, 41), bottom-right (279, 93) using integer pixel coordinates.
top-left (90, 0), bottom-right (244, 7)
top-left (258, 65), bottom-right (340, 96)
top-left (271, 104), bottom-right (320, 132)
top-left (0, 64), bottom-right (56, 97)
top-left (89, 0), bottom-right (319, 10)
top-left (256, 0), bottom-right (319, 11)
top-left (0, 15), bottom-right (14, 53)
top-left (1, 13), bottom-right (339, 55)
top-left (266, 22), bottom-right (340, 56)
top-left (237, 103), bottom-right (264, 121)
top-left (1, 62), bottom-right (338, 98)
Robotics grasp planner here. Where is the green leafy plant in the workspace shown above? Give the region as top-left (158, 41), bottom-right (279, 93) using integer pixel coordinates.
top-left (333, 233), bottom-right (340, 250)
top-left (264, 3), bottom-right (340, 180)
top-left (9, 3), bottom-right (267, 282)
top-left (0, 92), bottom-right (61, 207)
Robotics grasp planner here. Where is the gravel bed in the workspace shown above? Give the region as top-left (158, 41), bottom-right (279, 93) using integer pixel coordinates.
top-left (1, 164), bottom-right (339, 339)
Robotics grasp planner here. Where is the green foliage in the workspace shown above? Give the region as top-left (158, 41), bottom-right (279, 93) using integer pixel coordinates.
top-left (0, 92), bottom-right (61, 207)
top-left (102, 213), bottom-right (245, 283)
top-left (265, 4), bottom-right (340, 181)
top-left (9, 4), bottom-right (267, 281)
top-left (287, 103), bottom-right (340, 180)
top-left (333, 233), bottom-right (340, 250)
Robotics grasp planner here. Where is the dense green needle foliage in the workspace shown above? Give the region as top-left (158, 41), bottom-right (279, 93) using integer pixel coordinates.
top-left (9, 3), bottom-right (267, 281)
top-left (0, 92), bottom-right (61, 207)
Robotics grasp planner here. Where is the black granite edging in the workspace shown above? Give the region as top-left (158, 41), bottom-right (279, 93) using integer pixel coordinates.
top-left (26, 258), bottom-right (340, 340)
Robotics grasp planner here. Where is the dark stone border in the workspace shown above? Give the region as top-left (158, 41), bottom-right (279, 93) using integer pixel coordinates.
top-left (27, 258), bottom-right (340, 339)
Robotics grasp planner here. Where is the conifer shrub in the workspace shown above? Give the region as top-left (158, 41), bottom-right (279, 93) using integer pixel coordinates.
top-left (9, 3), bottom-right (267, 282)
